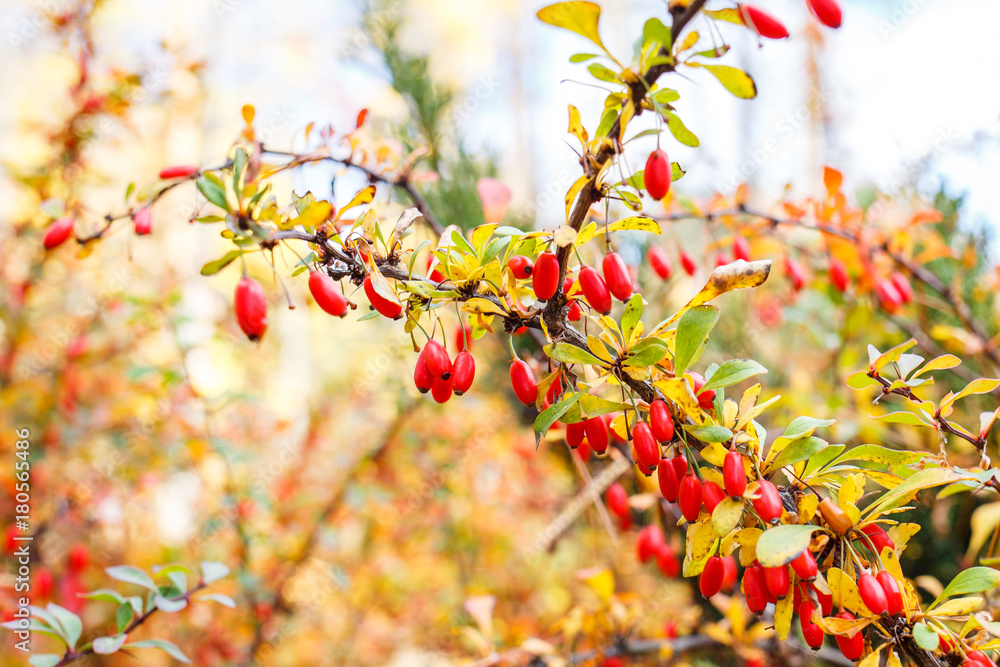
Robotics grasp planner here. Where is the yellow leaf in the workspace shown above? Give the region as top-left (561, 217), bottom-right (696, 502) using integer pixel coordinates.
top-left (471, 223), bottom-right (498, 255)
top-left (818, 613), bottom-right (874, 638)
top-left (857, 645), bottom-right (882, 667)
top-left (887, 650), bottom-right (902, 667)
top-left (537, 2), bottom-right (606, 49)
top-left (930, 596), bottom-right (983, 617)
top-left (797, 494), bottom-right (819, 524)
top-left (342, 184), bottom-right (377, 213)
top-left (827, 567), bottom-right (873, 617)
top-left (687, 519), bottom-right (717, 564)
top-left (733, 527), bottom-right (762, 566)
top-left (652, 260), bottom-right (772, 335)
top-left (565, 175), bottom-right (590, 221)
top-left (462, 298), bottom-right (509, 317)
top-left (554, 226), bottom-right (578, 247)
top-left (712, 497), bottom-right (745, 538)
top-left (774, 594), bottom-right (793, 640)
top-left (576, 567), bottom-right (615, 601)
top-left (567, 104), bottom-right (588, 146)
top-left (653, 378), bottom-right (701, 414)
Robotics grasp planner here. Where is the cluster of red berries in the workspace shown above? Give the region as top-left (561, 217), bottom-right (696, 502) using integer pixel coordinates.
top-left (413, 338), bottom-right (476, 404)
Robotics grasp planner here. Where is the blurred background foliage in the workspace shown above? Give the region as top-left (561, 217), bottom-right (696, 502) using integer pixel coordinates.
top-left (2, 0), bottom-right (1000, 665)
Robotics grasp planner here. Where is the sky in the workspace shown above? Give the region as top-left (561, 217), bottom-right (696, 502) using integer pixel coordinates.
top-left (1, 0), bottom-right (998, 242)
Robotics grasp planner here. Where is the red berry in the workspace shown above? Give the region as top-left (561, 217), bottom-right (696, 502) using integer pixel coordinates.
top-left (799, 600), bottom-right (825, 650)
top-left (507, 255), bottom-right (534, 279)
top-left (764, 565), bottom-right (790, 600)
top-left (602, 252), bottom-right (632, 301)
top-left (657, 543), bottom-right (680, 578)
top-left (454, 324), bottom-right (473, 351)
top-left (451, 351), bottom-right (476, 395)
top-left (720, 555), bottom-right (738, 592)
top-left (791, 549), bottom-right (818, 581)
top-left (700, 556), bottom-right (724, 598)
top-left (680, 250), bottom-right (697, 276)
top-left (752, 479), bottom-right (783, 524)
top-left (858, 572), bottom-right (889, 615)
top-left (235, 275), bottom-right (268, 342)
top-left (890, 271), bottom-right (913, 304)
top-left (647, 246), bottom-right (673, 280)
top-left (649, 400), bottom-right (674, 443)
top-left (815, 585), bottom-right (833, 616)
top-left (645, 150), bottom-right (672, 200)
top-left (876, 570), bottom-right (904, 616)
top-left (632, 421), bottom-right (659, 474)
top-left (702, 481), bottom-right (725, 515)
top-left (67, 544), bottom-right (90, 572)
top-left (834, 611), bottom-right (865, 660)
top-left (413, 350), bottom-right (434, 394)
top-left (426, 254), bottom-right (446, 282)
top-left (733, 235), bottom-right (752, 262)
top-left (35, 568), bottom-right (54, 598)
top-left (689, 372), bottom-right (717, 411)
top-left (43, 217), bottom-right (74, 249)
top-left (576, 441), bottom-right (593, 462)
top-left (567, 299), bottom-right (582, 321)
top-left (532, 252), bottom-right (560, 301)
top-left (743, 5), bottom-right (790, 39)
top-left (875, 277), bottom-right (903, 313)
top-left (133, 207), bottom-right (152, 235)
top-left (431, 377), bottom-right (453, 404)
top-left (859, 523), bottom-right (895, 555)
top-left (743, 564), bottom-right (768, 614)
top-left (968, 651), bottom-right (997, 667)
top-left (159, 164), bottom-right (199, 179)
top-left (723, 447), bottom-right (747, 499)
top-left (423, 340), bottom-right (453, 379)
top-left (785, 256), bottom-right (806, 291)
top-left (637, 525), bottom-right (664, 563)
top-left (807, 0), bottom-right (842, 28)
top-left (566, 421), bottom-right (586, 449)
top-left (579, 266), bottom-right (612, 315)
top-left (657, 457), bottom-right (681, 502)
top-left (606, 483), bottom-right (629, 519)
top-left (715, 252), bottom-right (730, 268)
top-left (309, 270), bottom-right (348, 317)
top-left (679, 474), bottom-right (703, 522)
top-left (509, 360), bottom-right (538, 405)
top-left (829, 256), bottom-right (849, 292)
top-left (671, 454), bottom-right (688, 482)
top-left (584, 416), bottom-right (610, 454)
top-left (663, 620), bottom-right (677, 638)
top-left (593, 414), bottom-right (613, 454)
top-left (363, 274), bottom-right (403, 319)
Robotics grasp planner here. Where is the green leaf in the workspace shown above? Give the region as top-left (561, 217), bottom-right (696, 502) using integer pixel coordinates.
top-left (756, 525), bottom-right (819, 567)
top-left (154, 595), bottom-right (188, 613)
top-left (546, 342), bottom-right (607, 367)
top-left (578, 394), bottom-right (630, 418)
top-left (46, 603), bottom-right (81, 649)
top-left (200, 249), bottom-right (244, 276)
top-left (700, 359), bottom-right (767, 392)
top-left (642, 17), bottom-right (672, 49)
top-left (686, 425), bottom-right (733, 443)
top-left (93, 634), bottom-right (128, 655)
top-left (79, 589), bottom-right (127, 605)
top-left (570, 52), bottom-right (600, 62)
top-left (774, 416), bottom-right (836, 448)
top-left (620, 294), bottom-right (644, 343)
top-left (671, 162), bottom-right (686, 182)
top-left (128, 639), bottom-right (192, 664)
top-left (106, 565), bottom-right (158, 591)
top-left (689, 63), bottom-right (757, 99)
top-left (663, 112), bottom-right (699, 147)
top-left (2, 619), bottom-right (64, 642)
top-left (116, 603), bottom-right (134, 633)
top-left (623, 344), bottom-right (667, 367)
top-left (198, 593), bottom-right (236, 608)
top-left (846, 371), bottom-right (880, 389)
top-left (931, 567), bottom-right (1000, 609)
top-left (674, 305), bottom-right (720, 375)
top-left (588, 62), bottom-right (618, 83)
top-left (534, 392), bottom-right (584, 443)
top-left (196, 174), bottom-right (230, 212)
top-left (765, 437), bottom-right (827, 474)
top-left (200, 561), bottom-right (230, 585)
top-left (871, 411), bottom-right (933, 427)
top-left (537, 2), bottom-right (605, 49)
top-left (232, 147), bottom-right (247, 194)
top-left (868, 468), bottom-right (973, 516)
top-left (911, 622), bottom-right (939, 650)
top-left (831, 445), bottom-right (923, 468)
top-left (28, 656), bottom-right (62, 667)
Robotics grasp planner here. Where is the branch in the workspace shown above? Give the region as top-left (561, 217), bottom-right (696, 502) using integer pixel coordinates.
top-left (54, 582), bottom-right (209, 666)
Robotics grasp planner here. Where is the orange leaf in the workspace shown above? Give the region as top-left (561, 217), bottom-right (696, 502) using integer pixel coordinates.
top-left (908, 209), bottom-right (943, 227)
top-left (356, 108), bottom-right (368, 130)
top-left (782, 202), bottom-right (806, 220)
top-left (823, 166), bottom-right (842, 198)
top-left (476, 177), bottom-right (512, 226)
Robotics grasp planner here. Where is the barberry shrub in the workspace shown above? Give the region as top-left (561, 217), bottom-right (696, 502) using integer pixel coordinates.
top-left (21, 0), bottom-right (1000, 665)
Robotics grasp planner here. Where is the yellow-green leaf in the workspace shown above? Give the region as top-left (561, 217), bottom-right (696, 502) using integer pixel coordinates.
top-left (537, 2), bottom-right (605, 49)
top-left (688, 63), bottom-right (757, 99)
